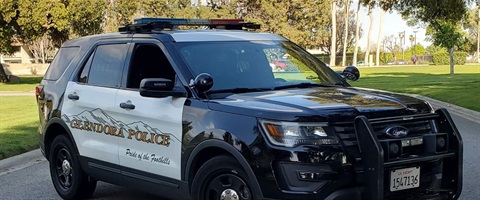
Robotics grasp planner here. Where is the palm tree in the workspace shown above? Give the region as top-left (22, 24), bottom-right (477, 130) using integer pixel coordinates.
top-left (376, 9), bottom-right (385, 66)
top-left (353, 0), bottom-right (361, 66)
top-left (342, 0), bottom-right (350, 66)
top-left (330, 0), bottom-right (338, 67)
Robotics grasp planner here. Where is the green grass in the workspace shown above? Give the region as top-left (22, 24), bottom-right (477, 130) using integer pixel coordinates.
top-left (0, 76), bottom-right (43, 92)
top-left (348, 65), bottom-right (480, 111)
top-left (0, 96), bottom-right (39, 160)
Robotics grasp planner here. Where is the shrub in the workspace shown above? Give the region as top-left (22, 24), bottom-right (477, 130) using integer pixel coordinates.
top-left (432, 52), bottom-right (467, 65)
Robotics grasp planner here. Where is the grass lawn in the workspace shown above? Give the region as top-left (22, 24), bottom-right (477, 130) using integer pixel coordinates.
top-left (347, 65), bottom-right (480, 111)
top-left (0, 76), bottom-right (43, 92)
top-left (0, 96), bottom-right (39, 160)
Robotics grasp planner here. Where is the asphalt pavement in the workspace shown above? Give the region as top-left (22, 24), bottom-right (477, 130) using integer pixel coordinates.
top-left (0, 95), bottom-right (478, 200)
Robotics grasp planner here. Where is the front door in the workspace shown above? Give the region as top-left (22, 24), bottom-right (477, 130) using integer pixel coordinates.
top-left (61, 42), bottom-right (130, 165)
top-left (114, 42), bottom-right (186, 180)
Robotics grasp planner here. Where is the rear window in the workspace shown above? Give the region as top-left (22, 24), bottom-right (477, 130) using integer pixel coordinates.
top-left (44, 47), bottom-right (80, 80)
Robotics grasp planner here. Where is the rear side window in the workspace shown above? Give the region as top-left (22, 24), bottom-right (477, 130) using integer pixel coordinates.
top-left (44, 47), bottom-right (80, 80)
top-left (78, 44), bottom-right (128, 88)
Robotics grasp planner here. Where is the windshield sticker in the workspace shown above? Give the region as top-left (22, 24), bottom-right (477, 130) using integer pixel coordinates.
top-left (62, 108), bottom-right (180, 147)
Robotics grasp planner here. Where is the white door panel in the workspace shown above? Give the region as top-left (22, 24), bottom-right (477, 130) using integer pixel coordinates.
top-left (61, 81), bottom-right (120, 165)
top-left (115, 90), bottom-right (185, 180)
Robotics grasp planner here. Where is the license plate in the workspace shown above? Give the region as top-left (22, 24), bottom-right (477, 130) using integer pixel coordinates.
top-left (390, 167), bottom-right (420, 191)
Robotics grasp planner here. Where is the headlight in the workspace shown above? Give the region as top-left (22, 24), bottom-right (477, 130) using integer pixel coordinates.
top-left (259, 120), bottom-right (339, 147)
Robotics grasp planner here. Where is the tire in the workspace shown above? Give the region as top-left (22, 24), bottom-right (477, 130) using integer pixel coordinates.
top-left (49, 135), bottom-right (97, 200)
top-left (191, 155), bottom-right (253, 200)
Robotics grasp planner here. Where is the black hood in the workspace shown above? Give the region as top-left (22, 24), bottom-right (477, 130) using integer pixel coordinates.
top-left (207, 87), bottom-right (433, 122)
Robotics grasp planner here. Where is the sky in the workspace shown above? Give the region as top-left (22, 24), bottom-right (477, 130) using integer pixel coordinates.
top-left (356, 5), bottom-right (431, 51)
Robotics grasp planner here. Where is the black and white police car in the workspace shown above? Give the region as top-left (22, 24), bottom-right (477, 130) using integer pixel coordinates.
top-left (35, 18), bottom-right (463, 200)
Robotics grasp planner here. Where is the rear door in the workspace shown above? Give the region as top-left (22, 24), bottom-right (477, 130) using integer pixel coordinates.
top-left (61, 41), bottom-right (130, 165)
top-left (114, 40), bottom-right (186, 180)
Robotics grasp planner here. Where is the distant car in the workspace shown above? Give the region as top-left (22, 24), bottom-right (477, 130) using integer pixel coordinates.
top-left (357, 60), bottom-right (365, 66)
top-left (397, 59), bottom-right (406, 65)
top-left (386, 61), bottom-right (394, 65)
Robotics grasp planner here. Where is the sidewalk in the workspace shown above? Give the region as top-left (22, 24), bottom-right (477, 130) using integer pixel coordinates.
top-left (0, 91), bottom-right (35, 96)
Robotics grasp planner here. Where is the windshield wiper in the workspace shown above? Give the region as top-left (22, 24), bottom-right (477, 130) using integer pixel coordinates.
top-left (273, 82), bottom-right (337, 90)
top-left (208, 88), bottom-right (270, 94)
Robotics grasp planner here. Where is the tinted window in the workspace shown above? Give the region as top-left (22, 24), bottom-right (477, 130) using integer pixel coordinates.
top-left (127, 44), bottom-right (176, 89)
top-left (86, 44), bottom-right (128, 87)
top-left (44, 47), bottom-right (80, 80)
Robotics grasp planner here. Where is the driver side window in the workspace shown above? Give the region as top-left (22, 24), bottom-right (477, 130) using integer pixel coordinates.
top-left (126, 44), bottom-right (176, 89)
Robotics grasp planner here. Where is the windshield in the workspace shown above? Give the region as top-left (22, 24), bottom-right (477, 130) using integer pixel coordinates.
top-left (175, 40), bottom-right (344, 91)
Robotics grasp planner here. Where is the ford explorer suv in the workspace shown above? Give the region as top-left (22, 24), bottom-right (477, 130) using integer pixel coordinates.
top-left (35, 18), bottom-right (463, 200)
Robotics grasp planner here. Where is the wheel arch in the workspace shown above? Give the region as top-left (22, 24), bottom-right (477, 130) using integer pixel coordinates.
top-left (185, 139), bottom-right (264, 198)
top-left (44, 118), bottom-right (79, 160)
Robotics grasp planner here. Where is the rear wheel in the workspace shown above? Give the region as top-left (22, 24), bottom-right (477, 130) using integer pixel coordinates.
top-left (191, 155), bottom-right (253, 200)
top-left (49, 135), bottom-right (96, 200)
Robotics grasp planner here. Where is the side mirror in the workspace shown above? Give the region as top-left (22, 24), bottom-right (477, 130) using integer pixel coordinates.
top-left (139, 78), bottom-right (187, 98)
top-left (194, 73), bottom-right (213, 93)
top-left (342, 66), bottom-right (360, 81)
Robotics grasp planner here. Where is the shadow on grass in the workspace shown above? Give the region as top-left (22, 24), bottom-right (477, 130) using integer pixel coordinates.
top-left (3, 76), bottom-right (43, 85)
top-left (0, 122), bottom-right (38, 160)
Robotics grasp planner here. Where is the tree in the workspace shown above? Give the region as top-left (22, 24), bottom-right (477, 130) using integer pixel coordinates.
top-left (353, 0), bottom-right (362, 65)
top-left (364, 1), bottom-right (374, 66)
top-left (67, 0), bottom-right (108, 37)
top-left (330, 0), bottom-right (338, 66)
top-left (382, 35), bottom-right (400, 60)
top-left (430, 21), bottom-right (465, 75)
top-left (376, 9), bottom-right (385, 66)
top-left (342, 0), bottom-right (351, 66)
top-left (0, 0), bottom-right (18, 54)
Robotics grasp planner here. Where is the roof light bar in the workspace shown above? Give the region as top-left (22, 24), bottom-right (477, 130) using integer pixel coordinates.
top-left (133, 18), bottom-right (245, 26)
top-left (119, 18), bottom-right (260, 33)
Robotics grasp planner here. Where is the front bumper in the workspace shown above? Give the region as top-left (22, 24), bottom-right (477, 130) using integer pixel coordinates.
top-left (256, 109), bottom-right (462, 200)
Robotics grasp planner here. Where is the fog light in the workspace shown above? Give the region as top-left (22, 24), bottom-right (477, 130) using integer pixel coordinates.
top-left (298, 172), bottom-right (315, 180)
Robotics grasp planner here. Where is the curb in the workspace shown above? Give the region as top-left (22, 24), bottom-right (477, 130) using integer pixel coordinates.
top-left (408, 94), bottom-right (480, 123)
top-left (0, 149), bottom-right (45, 176)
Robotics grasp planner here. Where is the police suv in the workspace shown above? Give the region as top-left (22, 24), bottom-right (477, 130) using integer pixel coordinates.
top-left (36, 18), bottom-right (463, 200)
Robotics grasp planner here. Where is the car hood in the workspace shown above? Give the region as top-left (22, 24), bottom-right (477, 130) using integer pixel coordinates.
top-left (207, 87), bottom-right (433, 122)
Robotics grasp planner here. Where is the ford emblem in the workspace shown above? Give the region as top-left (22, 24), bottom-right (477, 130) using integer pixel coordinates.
top-left (385, 126), bottom-right (409, 138)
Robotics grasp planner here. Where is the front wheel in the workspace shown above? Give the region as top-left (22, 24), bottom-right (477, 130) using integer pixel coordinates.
top-left (191, 155), bottom-right (253, 200)
top-left (49, 135), bottom-right (96, 200)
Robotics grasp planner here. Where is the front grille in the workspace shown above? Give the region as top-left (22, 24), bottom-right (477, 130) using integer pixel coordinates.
top-left (331, 113), bottom-right (440, 161)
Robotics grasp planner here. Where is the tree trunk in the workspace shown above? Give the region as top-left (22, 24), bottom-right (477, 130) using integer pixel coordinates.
top-left (342, 0), bottom-right (350, 66)
top-left (449, 47), bottom-right (455, 75)
top-left (376, 9), bottom-right (385, 66)
top-left (365, 4), bottom-right (373, 67)
top-left (330, 0), bottom-right (337, 67)
top-left (41, 39), bottom-right (45, 64)
top-left (353, 0), bottom-right (361, 66)
top-left (477, 7), bottom-right (479, 63)
top-left (0, 63), bottom-right (9, 83)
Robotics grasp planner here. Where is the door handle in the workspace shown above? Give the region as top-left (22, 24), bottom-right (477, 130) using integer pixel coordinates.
top-left (67, 93), bottom-right (79, 100)
top-left (120, 102), bottom-right (135, 109)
